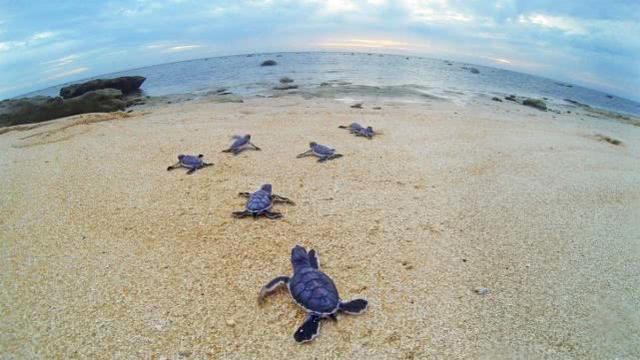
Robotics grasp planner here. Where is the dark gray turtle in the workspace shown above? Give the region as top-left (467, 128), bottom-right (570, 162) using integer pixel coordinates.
top-left (338, 122), bottom-right (363, 133)
top-left (296, 142), bottom-right (343, 162)
top-left (259, 245), bottom-right (368, 343)
top-left (232, 184), bottom-right (294, 219)
top-left (355, 126), bottom-right (376, 139)
top-left (340, 122), bottom-right (377, 139)
top-left (166, 154), bottom-right (213, 175)
top-left (222, 134), bottom-right (261, 155)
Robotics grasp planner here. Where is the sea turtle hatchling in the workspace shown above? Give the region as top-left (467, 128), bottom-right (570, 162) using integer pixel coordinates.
top-left (296, 142), bottom-right (343, 162)
top-left (339, 122), bottom-right (377, 139)
top-left (259, 245), bottom-right (368, 343)
top-left (166, 154), bottom-right (213, 175)
top-left (222, 134), bottom-right (261, 155)
top-left (232, 184), bottom-right (294, 219)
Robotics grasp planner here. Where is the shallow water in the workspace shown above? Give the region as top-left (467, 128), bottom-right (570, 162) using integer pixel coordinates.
top-left (27, 52), bottom-right (640, 116)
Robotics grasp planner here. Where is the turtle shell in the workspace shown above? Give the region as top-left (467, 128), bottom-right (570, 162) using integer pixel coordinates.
top-left (231, 136), bottom-right (249, 149)
top-left (349, 123), bottom-right (363, 131)
top-left (311, 143), bottom-right (334, 156)
top-left (179, 155), bottom-right (203, 168)
top-left (246, 190), bottom-right (272, 213)
top-left (289, 267), bottom-right (340, 314)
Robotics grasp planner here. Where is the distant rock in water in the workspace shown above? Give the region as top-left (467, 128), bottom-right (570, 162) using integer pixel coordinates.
top-left (505, 95), bottom-right (517, 102)
top-left (273, 84), bottom-right (298, 90)
top-left (606, 94), bottom-right (614, 99)
top-left (554, 82), bottom-right (573, 88)
top-left (279, 77), bottom-right (294, 84)
top-left (60, 76), bottom-right (145, 99)
top-left (350, 103), bottom-right (363, 109)
top-left (0, 89), bottom-right (126, 127)
top-left (523, 98), bottom-right (547, 111)
top-left (261, 60), bottom-right (277, 66)
top-left (492, 97), bottom-right (503, 102)
top-left (461, 66), bottom-right (480, 74)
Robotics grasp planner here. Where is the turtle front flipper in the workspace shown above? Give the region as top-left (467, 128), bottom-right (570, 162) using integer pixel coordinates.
top-left (238, 192), bottom-right (252, 198)
top-left (202, 162), bottom-right (214, 168)
top-left (272, 194), bottom-right (295, 204)
top-left (186, 167), bottom-right (197, 175)
top-left (338, 299), bottom-right (368, 315)
top-left (232, 210), bottom-right (250, 218)
top-left (167, 162), bottom-right (182, 171)
top-left (296, 150), bottom-right (313, 158)
top-left (263, 210), bottom-right (283, 219)
top-left (329, 154), bottom-right (343, 160)
top-left (222, 148), bottom-right (233, 153)
top-left (294, 314), bottom-right (322, 343)
top-left (250, 142), bottom-right (261, 151)
top-left (308, 249), bottom-right (320, 270)
top-left (258, 276), bottom-right (290, 303)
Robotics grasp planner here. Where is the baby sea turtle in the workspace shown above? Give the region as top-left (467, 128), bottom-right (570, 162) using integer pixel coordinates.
top-left (338, 122), bottom-right (363, 133)
top-left (259, 245), bottom-right (368, 343)
top-left (296, 142), bottom-right (343, 162)
top-left (222, 134), bottom-right (261, 155)
top-left (166, 154), bottom-right (213, 175)
top-left (232, 184), bottom-right (294, 219)
top-left (339, 122), bottom-right (376, 139)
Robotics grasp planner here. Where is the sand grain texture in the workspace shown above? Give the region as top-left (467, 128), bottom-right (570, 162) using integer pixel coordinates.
top-left (1, 96), bottom-right (639, 359)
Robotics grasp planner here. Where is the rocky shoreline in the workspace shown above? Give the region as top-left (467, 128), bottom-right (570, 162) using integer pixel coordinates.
top-left (0, 76), bottom-right (146, 127)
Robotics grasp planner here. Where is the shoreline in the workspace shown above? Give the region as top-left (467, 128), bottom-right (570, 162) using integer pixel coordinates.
top-left (1, 95), bottom-right (639, 358)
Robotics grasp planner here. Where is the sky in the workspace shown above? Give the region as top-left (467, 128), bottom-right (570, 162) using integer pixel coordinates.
top-left (0, 0), bottom-right (639, 100)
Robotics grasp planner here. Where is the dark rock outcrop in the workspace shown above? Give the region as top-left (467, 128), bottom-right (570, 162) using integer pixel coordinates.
top-left (60, 76), bottom-right (145, 99)
top-left (491, 97), bottom-right (503, 102)
top-left (279, 77), bottom-right (294, 84)
top-left (0, 89), bottom-right (125, 127)
top-left (273, 85), bottom-right (298, 90)
top-left (261, 60), bottom-right (277, 66)
top-left (505, 95), bottom-right (517, 102)
top-left (523, 98), bottom-right (547, 111)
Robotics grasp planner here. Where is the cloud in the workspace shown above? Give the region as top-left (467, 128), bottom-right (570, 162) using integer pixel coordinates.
top-left (518, 13), bottom-right (587, 35)
top-left (30, 31), bottom-right (56, 41)
top-left (45, 67), bottom-right (89, 80)
top-left (166, 45), bottom-right (203, 52)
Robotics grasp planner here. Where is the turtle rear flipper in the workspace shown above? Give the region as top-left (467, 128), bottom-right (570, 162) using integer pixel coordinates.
top-left (339, 299), bottom-right (368, 315)
top-left (186, 168), bottom-right (197, 175)
top-left (264, 210), bottom-right (283, 219)
top-left (222, 148), bottom-right (233, 153)
top-left (167, 162), bottom-right (182, 171)
top-left (294, 314), bottom-right (322, 343)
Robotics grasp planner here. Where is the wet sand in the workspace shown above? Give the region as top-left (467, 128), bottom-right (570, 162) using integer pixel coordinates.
top-left (1, 96), bottom-right (639, 359)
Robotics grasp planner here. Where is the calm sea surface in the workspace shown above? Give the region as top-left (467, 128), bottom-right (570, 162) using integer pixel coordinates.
top-left (27, 52), bottom-right (640, 116)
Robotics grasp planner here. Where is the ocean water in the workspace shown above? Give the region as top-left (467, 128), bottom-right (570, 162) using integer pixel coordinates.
top-left (28, 52), bottom-right (640, 116)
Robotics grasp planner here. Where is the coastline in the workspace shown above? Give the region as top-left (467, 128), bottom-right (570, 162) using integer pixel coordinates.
top-left (1, 95), bottom-right (639, 358)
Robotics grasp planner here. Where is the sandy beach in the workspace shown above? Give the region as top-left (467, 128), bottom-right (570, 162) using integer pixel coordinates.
top-left (1, 95), bottom-right (639, 359)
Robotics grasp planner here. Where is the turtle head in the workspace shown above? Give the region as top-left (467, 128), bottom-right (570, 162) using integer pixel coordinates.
top-left (177, 154), bottom-right (185, 161)
top-left (309, 142), bottom-right (317, 148)
top-left (366, 126), bottom-right (373, 132)
top-left (245, 134), bottom-right (251, 140)
top-left (291, 245), bottom-right (311, 270)
top-left (260, 183), bottom-right (272, 194)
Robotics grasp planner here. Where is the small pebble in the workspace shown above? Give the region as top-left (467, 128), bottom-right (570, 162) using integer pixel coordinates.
top-left (226, 319), bottom-right (236, 327)
top-left (474, 287), bottom-right (489, 295)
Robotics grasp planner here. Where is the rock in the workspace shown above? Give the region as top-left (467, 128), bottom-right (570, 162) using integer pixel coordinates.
top-left (60, 76), bottom-right (145, 99)
top-left (491, 97), bottom-right (503, 102)
top-left (320, 82), bottom-right (330, 87)
top-left (505, 95), bottom-right (517, 102)
top-left (523, 98), bottom-right (547, 111)
top-left (373, 106), bottom-right (382, 110)
top-left (273, 84), bottom-right (298, 90)
top-left (279, 77), bottom-right (294, 84)
top-left (350, 103), bottom-right (363, 109)
top-left (0, 89), bottom-right (126, 127)
top-left (462, 66), bottom-right (480, 74)
top-left (474, 287), bottom-right (489, 295)
top-left (260, 60), bottom-right (277, 66)
top-left (226, 319), bottom-right (236, 327)
top-left (606, 94), bottom-right (613, 99)
top-left (594, 134), bottom-right (622, 146)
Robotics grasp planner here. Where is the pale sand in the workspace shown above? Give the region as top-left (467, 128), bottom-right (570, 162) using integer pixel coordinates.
top-left (1, 96), bottom-right (639, 359)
